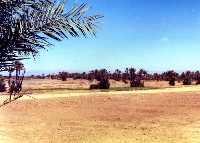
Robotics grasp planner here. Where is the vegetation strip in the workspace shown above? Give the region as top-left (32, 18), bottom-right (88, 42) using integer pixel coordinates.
top-left (28, 86), bottom-right (159, 92)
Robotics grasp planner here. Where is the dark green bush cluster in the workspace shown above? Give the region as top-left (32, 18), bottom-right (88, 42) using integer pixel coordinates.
top-left (98, 78), bottom-right (110, 89)
top-left (130, 78), bottom-right (144, 87)
top-left (182, 78), bottom-right (192, 85)
top-left (169, 78), bottom-right (175, 86)
top-left (196, 78), bottom-right (200, 85)
top-left (59, 72), bottom-right (68, 81)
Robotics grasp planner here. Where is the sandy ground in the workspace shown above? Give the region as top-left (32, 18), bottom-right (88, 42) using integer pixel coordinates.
top-left (0, 79), bottom-right (200, 143)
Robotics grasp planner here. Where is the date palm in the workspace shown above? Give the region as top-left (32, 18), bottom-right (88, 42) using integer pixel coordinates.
top-left (0, 0), bottom-right (104, 69)
top-left (129, 68), bottom-right (136, 81)
top-left (12, 60), bottom-right (24, 84)
top-left (113, 69), bottom-right (121, 81)
top-left (6, 65), bottom-right (15, 87)
top-left (138, 69), bottom-right (147, 80)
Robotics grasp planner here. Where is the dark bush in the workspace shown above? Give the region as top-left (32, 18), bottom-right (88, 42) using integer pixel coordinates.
top-left (169, 78), bottom-right (175, 86)
top-left (196, 79), bottom-right (200, 85)
top-left (182, 78), bottom-right (192, 85)
top-left (90, 84), bottom-right (99, 90)
top-left (130, 78), bottom-right (144, 87)
top-left (98, 78), bottom-right (110, 89)
top-left (59, 72), bottom-right (68, 81)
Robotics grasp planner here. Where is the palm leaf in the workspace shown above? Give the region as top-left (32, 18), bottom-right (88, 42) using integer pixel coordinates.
top-left (0, 0), bottom-right (104, 67)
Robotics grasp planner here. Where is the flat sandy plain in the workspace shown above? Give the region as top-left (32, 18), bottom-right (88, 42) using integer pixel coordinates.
top-left (0, 79), bottom-right (200, 143)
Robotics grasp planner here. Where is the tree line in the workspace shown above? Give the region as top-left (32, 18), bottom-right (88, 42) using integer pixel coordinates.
top-left (26, 68), bottom-right (200, 89)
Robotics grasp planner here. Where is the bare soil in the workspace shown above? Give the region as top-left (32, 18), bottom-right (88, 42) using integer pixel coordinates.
top-left (1, 79), bottom-right (200, 143)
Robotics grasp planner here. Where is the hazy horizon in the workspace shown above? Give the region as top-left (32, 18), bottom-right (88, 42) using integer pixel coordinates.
top-left (1, 69), bottom-right (200, 76)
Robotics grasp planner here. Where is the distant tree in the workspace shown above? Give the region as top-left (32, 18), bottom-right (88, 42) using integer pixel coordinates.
top-left (88, 70), bottom-right (95, 81)
top-left (12, 61), bottom-right (24, 84)
top-left (98, 69), bottom-right (110, 89)
top-left (47, 74), bottom-right (51, 79)
top-left (129, 68), bottom-right (144, 87)
top-left (181, 71), bottom-right (192, 85)
top-left (113, 69), bottom-right (121, 81)
top-left (138, 69), bottom-right (147, 80)
top-left (98, 77), bottom-right (110, 89)
top-left (89, 69), bottom-right (110, 89)
top-left (59, 71), bottom-right (68, 81)
top-left (42, 74), bottom-right (45, 79)
top-left (81, 72), bottom-right (87, 80)
top-left (129, 68), bottom-right (136, 80)
top-left (152, 73), bottom-right (161, 81)
top-left (50, 74), bottom-right (56, 80)
top-left (165, 70), bottom-right (178, 86)
top-left (6, 65), bottom-right (15, 87)
top-left (195, 71), bottom-right (200, 84)
top-left (122, 68), bottom-right (129, 84)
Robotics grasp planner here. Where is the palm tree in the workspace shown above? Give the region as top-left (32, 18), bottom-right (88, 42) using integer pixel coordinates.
top-left (129, 68), bottom-right (136, 81)
top-left (6, 65), bottom-right (15, 88)
top-left (88, 70), bottom-right (95, 81)
top-left (122, 68), bottom-right (129, 83)
top-left (138, 69), bottom-right (147, 80)
top-left (0, 0), bottom-right (104, 69)
top-left (113, 69), bottom-right (121, 81)
top-left (12, 61), bottom-right (24, 84)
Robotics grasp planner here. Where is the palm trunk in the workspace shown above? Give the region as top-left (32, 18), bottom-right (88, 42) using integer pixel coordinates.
top-left (8, 71), bottom-right (11, 88)
top-left (16, 67), bottom-right (18, 85)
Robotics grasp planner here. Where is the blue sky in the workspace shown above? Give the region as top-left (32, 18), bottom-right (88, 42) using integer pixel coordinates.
top-left (24, 0), bottom-right (200, 74)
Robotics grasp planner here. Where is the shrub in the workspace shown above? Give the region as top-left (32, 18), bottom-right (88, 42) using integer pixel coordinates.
top-left (89, 78), bottom-right (110, 90)
top-left (182, 78), bottom-right (192, 85)
top-left (169, 78), bottom-right (175, 86)
top-left (98, 78), bottom-right (110, 89)
top-left (130, 78), bottom-right (144, 87)
top-left (59, 72), bottom-right (68, 81)
top-left (90, 84), bottom-right (99, 90)
top-left (196, 78), bottom-right (200, 85)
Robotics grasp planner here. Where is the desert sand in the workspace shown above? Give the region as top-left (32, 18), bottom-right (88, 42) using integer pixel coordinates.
top-left (0, 79), bottom-right (200, 143)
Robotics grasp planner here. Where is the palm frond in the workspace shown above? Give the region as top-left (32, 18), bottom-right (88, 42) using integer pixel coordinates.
top-left (0, 0), bottom-right (104, 69)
